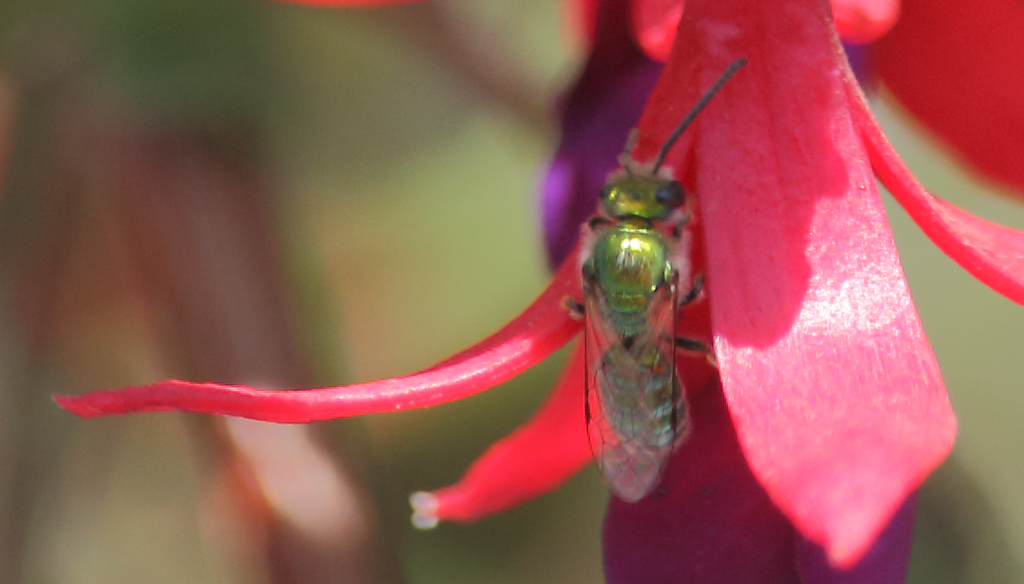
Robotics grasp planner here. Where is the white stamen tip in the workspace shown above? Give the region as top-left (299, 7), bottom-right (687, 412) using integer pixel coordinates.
top-left (409, 491), bottom-right (440, 530)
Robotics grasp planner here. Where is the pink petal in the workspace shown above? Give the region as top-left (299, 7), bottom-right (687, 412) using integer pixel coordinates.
top-left (874, 0), bottom-right (1024, 197)
top-left (831, 0), bottom-right (900, 44)
top-left (850, 82), bottom-right (1024, 306)
top-left (628, 0), bottom-right (955, 567)
top-left (603, 379), bottom-right (800, 584)
top-left (412, 344), bottom-right (592, 525)
top-left (54, 252), bottom-right (583, 422)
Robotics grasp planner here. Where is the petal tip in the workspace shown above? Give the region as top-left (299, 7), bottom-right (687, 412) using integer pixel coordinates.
top-left (825, 532), bottom-right (872, 571)
top-left (816, 489), bottom-right (920, 570)
top-left (53, 394), bottom-right (98, 418)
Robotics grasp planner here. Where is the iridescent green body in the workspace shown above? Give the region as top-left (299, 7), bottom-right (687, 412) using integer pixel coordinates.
top-left (585, 216), bottom-right (673, 338)
top-left (583, 173), bottom-right (689, 503)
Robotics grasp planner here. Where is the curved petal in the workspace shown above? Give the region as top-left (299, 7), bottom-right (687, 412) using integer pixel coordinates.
top-left (54, 252), bottom-right (583, 422)
top-left (851, 82), bottom-right (1024, 306)
top-left (874, 0), bottom-right (1024, 197)
top-left (543, 0), bottom-right (662, 267)
top-left (411, 343), bottom-right (591, 526)
top-left (603, 379), bottom-right (800, 584)
top-left (629, 0), bottom-right (955, 568)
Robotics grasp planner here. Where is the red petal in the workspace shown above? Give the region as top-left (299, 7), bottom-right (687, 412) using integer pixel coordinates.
top-left (54, 253), bottom-right (583, 422)
top-left (604, 379), bottom-right (800, 584)
top-left (412, 344), bottom-right (592, 525)
top-left (629, 0), bottom-right (955, 568)
top-left (851, 82), bottom-right (1024, 306)
top-left (831, 0), bottom-right (900, 44)
top-left (874, 0), bottom-right (1024, 197)
top-left (628, 0), bottom-right (898, 63)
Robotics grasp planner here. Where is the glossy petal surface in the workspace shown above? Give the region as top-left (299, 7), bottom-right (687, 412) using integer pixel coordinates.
top-left (422, 344), bottom-right (592, 523)
top-left (875, 0), bottom-right (1024, 196)
top-left (55, 253), bottom-right (583, 422)
top-left (627, 0), bottom-right (955, 567)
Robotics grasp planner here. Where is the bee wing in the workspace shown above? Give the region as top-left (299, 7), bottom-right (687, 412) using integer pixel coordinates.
top-left (584, 278), bottom-right (685, 502)
top-left (583, 282), bottom-right (622, 472)
top-left (639, 274), bottom-right (689, 447)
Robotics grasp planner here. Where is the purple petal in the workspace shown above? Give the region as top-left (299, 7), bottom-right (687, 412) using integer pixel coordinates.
top-left (540, 0), bottom-right (662, 268)
top-left (603, 381), bottom-right (801, 584)
top-left (842, 42), bottom-right (877, 92)
top-left (796, 496), bottom-right (916, 583)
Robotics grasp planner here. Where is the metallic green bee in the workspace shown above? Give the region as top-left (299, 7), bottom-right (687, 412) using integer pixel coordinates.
top-left (576, 60), bottom-right (746, 502)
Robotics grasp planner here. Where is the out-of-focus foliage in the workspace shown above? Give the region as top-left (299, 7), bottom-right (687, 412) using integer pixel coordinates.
top-left (0, 1), bottom-right (1021, 583)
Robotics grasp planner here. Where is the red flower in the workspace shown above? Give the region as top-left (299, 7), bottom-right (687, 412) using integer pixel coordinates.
top-left (56, 0), bottom-right (1024, 581)
top-left (619, 0), bottom-right (1024, 198)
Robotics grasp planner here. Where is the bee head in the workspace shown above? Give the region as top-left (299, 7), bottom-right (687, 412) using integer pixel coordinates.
top-left (600, 175), bottom-right (685, 221)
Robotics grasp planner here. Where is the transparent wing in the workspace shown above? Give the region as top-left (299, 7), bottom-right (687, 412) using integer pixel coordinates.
top-left (584, 275), bottom-right (688, 503)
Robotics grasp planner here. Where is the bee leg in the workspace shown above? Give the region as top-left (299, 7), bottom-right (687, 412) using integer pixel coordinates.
top-left (672, 215), bottom-right (691, 238)
top-left (562, 296), bottom-right (586, 321)
top-left (675, 337), bottom-right (718, 368)
top-left (678, 274), bottom-right (705, 307)
top-left (672, 199), bottom-right (694, 237)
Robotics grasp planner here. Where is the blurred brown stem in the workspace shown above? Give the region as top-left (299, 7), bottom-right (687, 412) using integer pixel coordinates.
top-left (0, 73), bottom-right (16, 193)
top-left (103, 125), bottom-right (402, 584)
top-left (374, 2), bottom-right (552, 133)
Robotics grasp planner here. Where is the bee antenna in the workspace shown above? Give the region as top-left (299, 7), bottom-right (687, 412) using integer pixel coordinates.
top-left (617, 152), bottom-right (635, 175)
top-left (651, 59), bottom-right (747, 174)
top-left (617, 129), bottom-right (640, 174)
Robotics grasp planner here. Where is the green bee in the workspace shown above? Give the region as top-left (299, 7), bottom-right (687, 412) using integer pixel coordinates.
top-left (574, 60), bottom-right (746, 502)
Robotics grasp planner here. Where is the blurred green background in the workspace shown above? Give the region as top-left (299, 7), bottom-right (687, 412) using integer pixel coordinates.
top-left (0, 1), bottom-right (1021, 583)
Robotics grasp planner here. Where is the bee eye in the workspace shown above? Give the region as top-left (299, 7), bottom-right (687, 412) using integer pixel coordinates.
top-left (655, 181), bottom-right (685, 207)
